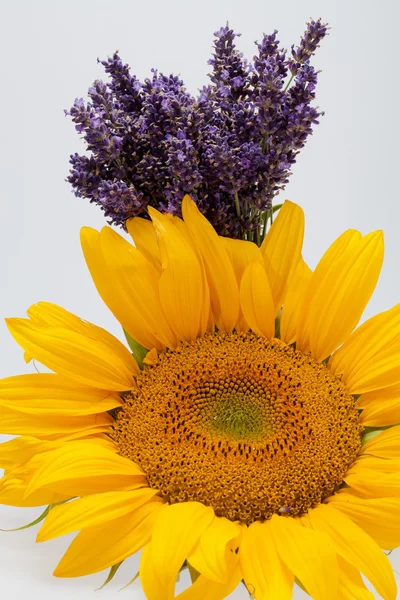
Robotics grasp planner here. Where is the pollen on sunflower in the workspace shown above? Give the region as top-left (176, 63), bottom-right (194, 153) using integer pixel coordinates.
top-left (111, 331), bottom-right (362, 524)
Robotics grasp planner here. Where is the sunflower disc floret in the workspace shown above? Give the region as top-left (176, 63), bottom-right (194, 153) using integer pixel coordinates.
top-left (113, 332), bottom-right (361, 524)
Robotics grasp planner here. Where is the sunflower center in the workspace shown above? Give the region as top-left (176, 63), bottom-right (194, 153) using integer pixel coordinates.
top-left (111, 332), bottom-right (362, 525)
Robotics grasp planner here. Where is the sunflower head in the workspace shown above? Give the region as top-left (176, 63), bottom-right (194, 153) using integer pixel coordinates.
top-left (1, 196), bottom-right (399, 600)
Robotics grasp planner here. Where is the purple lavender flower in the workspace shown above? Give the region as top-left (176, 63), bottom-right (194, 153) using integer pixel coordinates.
top-left (66, 19), bottom-right (328, 238)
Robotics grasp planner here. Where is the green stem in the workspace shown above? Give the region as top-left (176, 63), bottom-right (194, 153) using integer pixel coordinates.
top-left (256, 221), bottom-right (261, 246)
top-left (261, 211), bottom-right (269, 243)
top-left (234, 191), bottom-right (241, 218)
top-left (283, 73), bottom-right (295, 92)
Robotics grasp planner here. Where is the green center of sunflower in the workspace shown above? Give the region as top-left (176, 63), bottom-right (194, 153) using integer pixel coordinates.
top-left (111, 332), bottom-right (362, 525)
top-left (211, 395), bottom-right (270, 439)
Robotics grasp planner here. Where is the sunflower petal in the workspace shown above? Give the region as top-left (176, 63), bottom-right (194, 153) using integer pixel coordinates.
top-left (344, 466), bottom-right (400, 497)
top-left (176, 563), bottom-right (242, 600)
top-left (37, 488), bottom-right (158, 541)
top-left (240, 262), bottom-right (275, 339)
top-left (149, 208), bottom-right (207, 342)
top-left (337, 556), bottom-right (375, 600)
top-left (140, 501), bottom-right (214, 600)
top-left (0, 473), bottom-right (68, 507)
top-left (270, 514), bottom-right (337, 600)
top-left (26, 302), bottom-right (135, 359)
top-left (221, 237), bottom-right (263, 332)
top-left (240, 520), bottom-right (294, 600)
top-left (81, 226), bottom-right (176, 350)
top-left (0, 373), bottom-right (121, 415)
top-left (360, 425), bottom-right (400, 458)
top-left (0, 434), bottom-right (116, 470)
top-left (280, 257), bottom-right (312, 344)
top-left (0, 405), bottom-right (113, 437)
top-left (0, 436), bottom-right (52, 469)
top-left (358, 384), bottom-right (400, 426)
top-left (81, 226), bottom-right (158, 350)
top-left (329, 305), bottom-right (400, 393)
top-left (329, 492), bottom-right (400, 550)
top-left (6, 318), bottom-right (137, 391)
top-left (54, 500), bottom-right (163, 577)
top-left (297, 230), bottom-right (384, 361)
top-left (220, 238), bottom-right (263, 281)
top-left (24, 441), bottom-right (145, 497)
top-left (188, 517), bottom-right (242, 584)
top-left (182, 195), bottom-right (239, 332)
top-left (308, 503), bottom-right (396, 600)
top-left (353, 456), bottom-right (400, 472)
top-left (260, 201), bottom-right (305, 315)
top-left (126, 216), bottom-right (161, 269)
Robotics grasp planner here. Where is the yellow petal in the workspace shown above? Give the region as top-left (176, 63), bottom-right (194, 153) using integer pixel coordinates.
top-left (308, 503), bottom-right (396, 600)
top-left (6, 318), bottom-right (137, 391)
top-left (329, 305), bottom-right (400, 393)
top-left (171, 215), bottom-right (212, 336)
top-left (102, 227), bottom-right (180, 348)
top-left (358, 384), bottom-right (400, 426)
top-left (337, 556), bottom-right (375, 600)
top-left (0, 373), bottom-right (121, 415)
top-left (240, 262), bottom-right (275, 339)
top-left (149, 207), bottom-right (207, 342)
top-left (220, 237), bottom-right (263, 281)
top-left (26, 302), bottom-right (134, 358)
top-left (37, 424), bottom-right (111, 441)
top-left (54, 500), bottom-right (163, 577)
top-left (297, 230), bottom-right (384, 361)
top-left (360, 425), bottom-right (400, 458)
top-left (270, 514), bottom-right (337, 600)
top-left (188, 517), bottom-right (242, 583)
top-left (24, 441), bottom-right (145, 497)
top-left (220, 237), bottom-right (263, 332)
top-left (296, 229), bottom-right (362, 352)
top-left (280, 257), bottom-right (312, 344)
top-left (354, 456), bottom-right (400, 472)
top-left (182, 195), bottom-right (239, 332)
top-left (0, 436), bottom-right (51, 469)
top-left (176, 563), bottom-right (242, 600)
top-left (329, 492), bottom-right (400, 550)
top-left (0, 404), bottom-right (112, 436)
top-left (0, 433), bottom-right (116, 470)
top-left (126, 216), bottom-right (161, 269)
top-left (37, 487), bottom-right (158, 541)
top-left (81, 226), bottom-right (158, 350)
top-left (81, 226), bottom-right (176, 350)
top-left (0, 473), bottom-right (68, 507)
top-left (261, 201), bottom-right (305, 314)
top-left (344, 466), bottom-right (400, 497)
top-left (240, 520), bottom-right (294, 600)
top-left (140, 501), bottom-right (214, 600)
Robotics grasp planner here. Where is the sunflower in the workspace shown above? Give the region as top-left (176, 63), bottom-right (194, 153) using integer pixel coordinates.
top-left (1, 196), bottom-right (399, 600)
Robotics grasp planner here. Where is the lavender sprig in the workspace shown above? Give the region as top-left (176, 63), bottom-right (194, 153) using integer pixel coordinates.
top-left (66, 18), bottom-right (328, 238)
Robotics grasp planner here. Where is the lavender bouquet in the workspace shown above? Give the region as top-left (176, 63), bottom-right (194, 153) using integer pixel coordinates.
top-left (66, 19), bottom-right (327, 240)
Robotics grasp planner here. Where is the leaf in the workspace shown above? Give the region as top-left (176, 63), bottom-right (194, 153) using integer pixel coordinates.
top-left (272, 203), bottom-right (283, 215)
top-left (361, 426), bottom-right (391, 446)
top-left (119, 570), bottom-right (140, 591)
top-left (124, 329), bottom-right (148, 369)
top-left (96, 561), bottom-right (123, 590)
top-left (2, 498), bottom-right (73, 533)
top-left (0, 504), bottom-right (51, 532)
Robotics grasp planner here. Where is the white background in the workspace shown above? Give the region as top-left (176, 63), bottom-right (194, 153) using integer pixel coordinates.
top-left (1, 0), bottom-right (399, 598)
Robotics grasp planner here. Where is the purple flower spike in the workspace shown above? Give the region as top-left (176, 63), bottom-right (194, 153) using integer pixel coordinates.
top-left (66, 20), bottom-right (328, 238)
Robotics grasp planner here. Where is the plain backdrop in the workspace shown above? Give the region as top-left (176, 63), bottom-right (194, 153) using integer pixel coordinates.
top-left (1, 0), bottom-right (399, 598)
